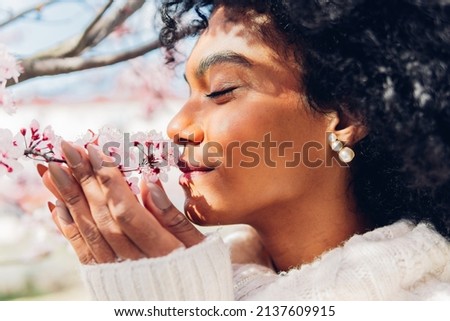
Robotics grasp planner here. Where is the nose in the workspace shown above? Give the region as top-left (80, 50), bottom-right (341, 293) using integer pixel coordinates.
top-left (167, 104), bottom-right (204, 146)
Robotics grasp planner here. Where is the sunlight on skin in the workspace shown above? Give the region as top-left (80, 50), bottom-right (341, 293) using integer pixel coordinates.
top-left (167, 6), bottom-right (367, 271)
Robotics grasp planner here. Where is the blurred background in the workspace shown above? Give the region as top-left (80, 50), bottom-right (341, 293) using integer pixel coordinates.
top-left (0, 0), bottom-right (196, 300)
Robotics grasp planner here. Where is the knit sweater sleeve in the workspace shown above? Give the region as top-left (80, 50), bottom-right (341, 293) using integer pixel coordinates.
top-left (80, 234), bottom-right (234, 300)
top-left (80, 221), bottom-right (450, 300)
top-left (232, 221), bottom-right (450, 300)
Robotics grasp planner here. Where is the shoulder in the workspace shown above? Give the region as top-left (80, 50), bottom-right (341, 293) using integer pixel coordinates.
top-left (235, 221), bottom-right (450, 300)
top-left (316, 220), bottom-right (450, 299)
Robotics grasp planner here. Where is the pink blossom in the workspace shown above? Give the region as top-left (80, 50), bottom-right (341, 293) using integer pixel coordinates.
top-left (126, 176), bottom-right (140, 195)
top-left (0, 44), bottom-right (21, 114)
top-left (143, 169), bottom-right (159, 183)
top-left (42, 125), bottom-right (63, 159)
top-left (0, 44), bottom-right (21, 85)
top-left (13, 131), bottom-right (26, 152)
top-left (167, 145), bottom-right (178, 167)
top-left (74, 129), bottom-right (98, 147)
top-left (15, 119), bottom-right (63, 163)
top-left (129, 131), bottom-right (147, 147)
top-left (97, 125), bottom-right (125, 159)
top-left (0, 128), bottom-right (24, 177)
top-left (42, 125), bottom-right (55, 142)
top-left (0, 86), bottom-right (16, 114)
top-left (1, 119), bottom-right (175, 186)
top-left (30, 119), bottom-right (40, 134)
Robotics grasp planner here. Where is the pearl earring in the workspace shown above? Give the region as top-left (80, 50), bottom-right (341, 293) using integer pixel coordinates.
top-left (328, 133), bottom-right (355, 163)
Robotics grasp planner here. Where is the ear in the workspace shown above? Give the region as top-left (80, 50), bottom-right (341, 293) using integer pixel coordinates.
top-left (326, 111), bottom-right (367, 146)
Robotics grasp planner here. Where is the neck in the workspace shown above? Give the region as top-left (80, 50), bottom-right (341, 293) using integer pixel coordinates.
top-left (249, 170), bottom-right (367, 272)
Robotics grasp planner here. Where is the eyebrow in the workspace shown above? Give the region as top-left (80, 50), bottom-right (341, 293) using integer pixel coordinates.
top-left (195, 50), bottom-right (252, 78)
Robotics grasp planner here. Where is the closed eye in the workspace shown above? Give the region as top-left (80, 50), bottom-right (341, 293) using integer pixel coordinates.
top-left (205, 87), bottom-right (238, 99)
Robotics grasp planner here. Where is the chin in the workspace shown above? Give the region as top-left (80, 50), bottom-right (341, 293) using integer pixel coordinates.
top-left (180, 182), bottom-right (215, 225)
top-left (184, 200), bottom-right (215, 226)
top-left (183, 196), bottom-right (236, 226)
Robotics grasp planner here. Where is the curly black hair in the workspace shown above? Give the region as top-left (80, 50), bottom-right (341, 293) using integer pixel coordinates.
top-left (159, 0), bottom-right (450, 239)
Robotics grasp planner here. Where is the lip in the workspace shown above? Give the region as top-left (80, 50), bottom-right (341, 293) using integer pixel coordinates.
top-left (177, 159), bottom-right (215, 179)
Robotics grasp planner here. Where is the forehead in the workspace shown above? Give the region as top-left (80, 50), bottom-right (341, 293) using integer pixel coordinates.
top-left (185, 6), bottom-right (280, 73)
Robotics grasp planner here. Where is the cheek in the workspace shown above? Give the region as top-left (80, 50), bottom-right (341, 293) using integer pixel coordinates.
top-left (184, 96), bottom-right (329, 224)
top-left (207, 96), bottom-right (319, 168)
top-left (206, 99), bottom-right (282, 148)
top-left (208, 107), bottom-right (258, 138)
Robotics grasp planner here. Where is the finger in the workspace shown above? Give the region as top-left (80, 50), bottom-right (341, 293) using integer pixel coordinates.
top-left (54, 200), bottom-right (96, 265)
top-left (61, 141), bottom-right (144, 260)
top-left (142, 181), bottom-right (205, 248)
top-left (37, 164), bottom-right (63, 200)
top-left (48, 161), bottom-right (116, 263)
top-left (87, 145), bottom-right (184, 257)
top-left (48, 201), bottom-right (63, 234)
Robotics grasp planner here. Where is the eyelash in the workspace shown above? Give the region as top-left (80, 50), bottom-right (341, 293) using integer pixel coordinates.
top-left (205, 87), bottom-right (238, 99)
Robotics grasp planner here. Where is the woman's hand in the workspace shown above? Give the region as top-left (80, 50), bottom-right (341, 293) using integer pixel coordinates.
top-left (39, 141), bottom-right (204, 264)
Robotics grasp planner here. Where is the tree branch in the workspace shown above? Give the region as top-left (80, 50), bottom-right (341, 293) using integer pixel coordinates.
top-left (31, 0), bottom-right (146, 60)
top-left (0, 0), bottom-right (58, 28)
top-left (81, 0), bottom-right (146, 53)
top-left (5, 25), bottom-right (195, 87)
top-left (15, 38), bottom-right (163, 83)
top-left (66, 0), bottom-right (114, 57)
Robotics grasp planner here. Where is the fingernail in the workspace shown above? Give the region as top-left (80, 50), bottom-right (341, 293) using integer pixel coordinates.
top-left (147, 182), bottom-right (172, 211)
top-left (87, 144), bottom-right (103, 171)
top-left (47, 201), bottom-right (55, 212)
top-left (48, 162), bottom-right (72, 188)
top-left (61, 140), bottom-right (82, 168)
top-left (55, 200), bottom-right (73, 224)
top-left (37, 164), bottom-right (48, 177)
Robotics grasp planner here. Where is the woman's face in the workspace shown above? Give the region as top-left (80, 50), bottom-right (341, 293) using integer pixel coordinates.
top-left (167, 7), bottom-right (333, 226)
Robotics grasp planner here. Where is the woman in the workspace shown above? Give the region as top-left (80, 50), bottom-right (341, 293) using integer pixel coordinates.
top-left (39, 0), bottom-right (450, 300)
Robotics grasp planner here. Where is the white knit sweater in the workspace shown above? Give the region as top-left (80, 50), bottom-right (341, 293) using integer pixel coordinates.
top-left (81, 220), bottom-right (450, 300)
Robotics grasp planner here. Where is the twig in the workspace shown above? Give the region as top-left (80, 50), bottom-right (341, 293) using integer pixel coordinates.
top-left (13, 38), bottom-right (162, 84)
top-left (5, 25), bottom-right (195, 87)
top-left (31, 0), bottom-right (145, 60)
top-left (0, 0), bottom-right (59, 28)
top-left (79, 0), bottom-right (146, 53)
top-left (65, 0), bottom-right (114, 57)
top-left (24, 148), bottom-right (66, 163)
